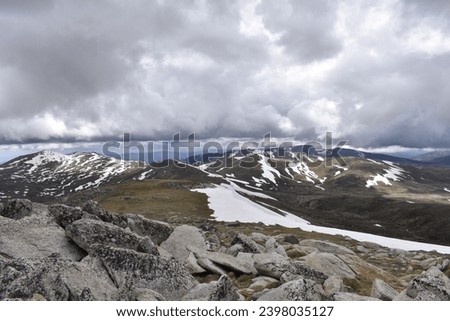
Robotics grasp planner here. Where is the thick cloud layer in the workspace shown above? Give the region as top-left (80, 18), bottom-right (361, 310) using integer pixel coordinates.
top-left (0, 0), bottom-right (449, 148)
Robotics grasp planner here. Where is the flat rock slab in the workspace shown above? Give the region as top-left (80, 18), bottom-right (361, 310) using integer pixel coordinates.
top-left (0, 215), bottom-right (85, 261)
top-left (205, 251), bottom-right (257, 275)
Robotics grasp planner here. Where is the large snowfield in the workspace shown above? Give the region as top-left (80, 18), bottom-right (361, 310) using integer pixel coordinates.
top-left (194, 184), bottom-right (450, 254)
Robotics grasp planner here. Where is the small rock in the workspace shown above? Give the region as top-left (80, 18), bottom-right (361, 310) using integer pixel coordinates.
top-left (276, 234), bottom-right (299, 245)
top-left (249, 276), bottom-right (280, 292)
top-left (182, 275), bottom-right (241, 301)
top-left (440, 259), bottom-right (449, 271)
top-left (323, 276), bottom-right (344, 297)
top-left (362, 242), bottom-right (381, 250)
top-left (195, 254), bottom-right (227, 275)
top-left (371, 279), bottom-right (398, 301)
top-left (227, 244), bottom-right (244, 256)
top-left (231, 233), bottom-right (265, 254)
top-left (356, 245), bottom-right (368, 254)
top-left (250, 232), bottom-right (270, 244)
top-left (419, 258), bottom-right (437, 270)
top-left (392, 289), bottom-right (414, 301)
top-left (186, 252), bottom-right (206, 274)
top-left (0, 199), bottom-right (33, 220)
top-left (257, 278), bottom-right (324, 301)
top-left (265, 237), bottom-right (287, 257)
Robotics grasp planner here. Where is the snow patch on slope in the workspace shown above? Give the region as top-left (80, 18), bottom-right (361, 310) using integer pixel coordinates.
top-left (258, 155), bottom-right (281, 185)
top-left (194, 184), bottom-right (450, 254)
top-left (366, 161), bottom-right (405, 188)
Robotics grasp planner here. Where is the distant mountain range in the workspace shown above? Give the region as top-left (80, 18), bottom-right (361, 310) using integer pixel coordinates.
top-left (1, 148), bottom-right (450, 246)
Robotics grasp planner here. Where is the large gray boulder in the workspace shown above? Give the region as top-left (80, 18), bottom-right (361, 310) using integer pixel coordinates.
top-left (122, 214), bottom-right (173, 245)
top-left (405, 267), bottom-right (450, 301)
top-left (160, 225), bottom-right (207, 261)
top-left (299, 239), bottom-right (355, 255)
top-left (205, 251), bottom-right (257, 275)
top-left (257, 278), bottom-right (324, 301)
top-left (65, 219), bottom-right (156, 254)
top-left (0, 214), bottom-right (85, 261)
top-left (182, 275), bottom-right (241, 301)
top-left (371, 278), bottom-right (398, 301)
top-left (0, 199), bottom-right (33, 220)
top-left (299, 252), bottom-right (356, 279)
top-left (92, 245), bottom-right (198, 300)
top-left (253, 252), bottom-right (295, 279)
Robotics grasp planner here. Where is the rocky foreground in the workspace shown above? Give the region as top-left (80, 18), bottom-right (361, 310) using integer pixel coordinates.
top-left (0, 199), bottom-right (449, 301)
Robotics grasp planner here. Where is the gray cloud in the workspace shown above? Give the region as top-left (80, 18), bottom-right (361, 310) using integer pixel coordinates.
top-left (0, 0), bottom-right (449, 148)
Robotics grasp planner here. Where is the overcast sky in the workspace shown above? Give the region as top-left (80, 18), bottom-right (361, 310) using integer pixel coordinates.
top-left (1, 0), bottom-right (450, 148)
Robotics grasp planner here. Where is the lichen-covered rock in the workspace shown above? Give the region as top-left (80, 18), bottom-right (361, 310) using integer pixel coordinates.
top-left (123, 214), bottom-right (173, 245)
top-left (92, 245), bottom-right (198, 300)
top-left (371, 278), bottom-right (398, 301)
top-left (0, 214), bottom-right (85, 260)
top-left (182, 275), bottom-right (241, 301)
top-left (0, 255), bottom-right (70, 301)
top-left (0, 199), bottom-right (33, 220)
top-left (48, 204), bottom-right (90, 228)
top-left (231, 233), bottom-right (265, 254)
top-left (257, 278), bottom-right (324, 301)
top-left (405, 267), bottom-right (450, 301)
top-left (291, 262), bottom-right (328, 284)
top-left (65, 219), bottom-right (156, 254)
top-left (0, 254), bottom-right (116, 301)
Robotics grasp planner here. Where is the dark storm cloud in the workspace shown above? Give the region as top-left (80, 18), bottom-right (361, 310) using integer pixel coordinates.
top-left (0, 0), bottom-right (449, 148)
